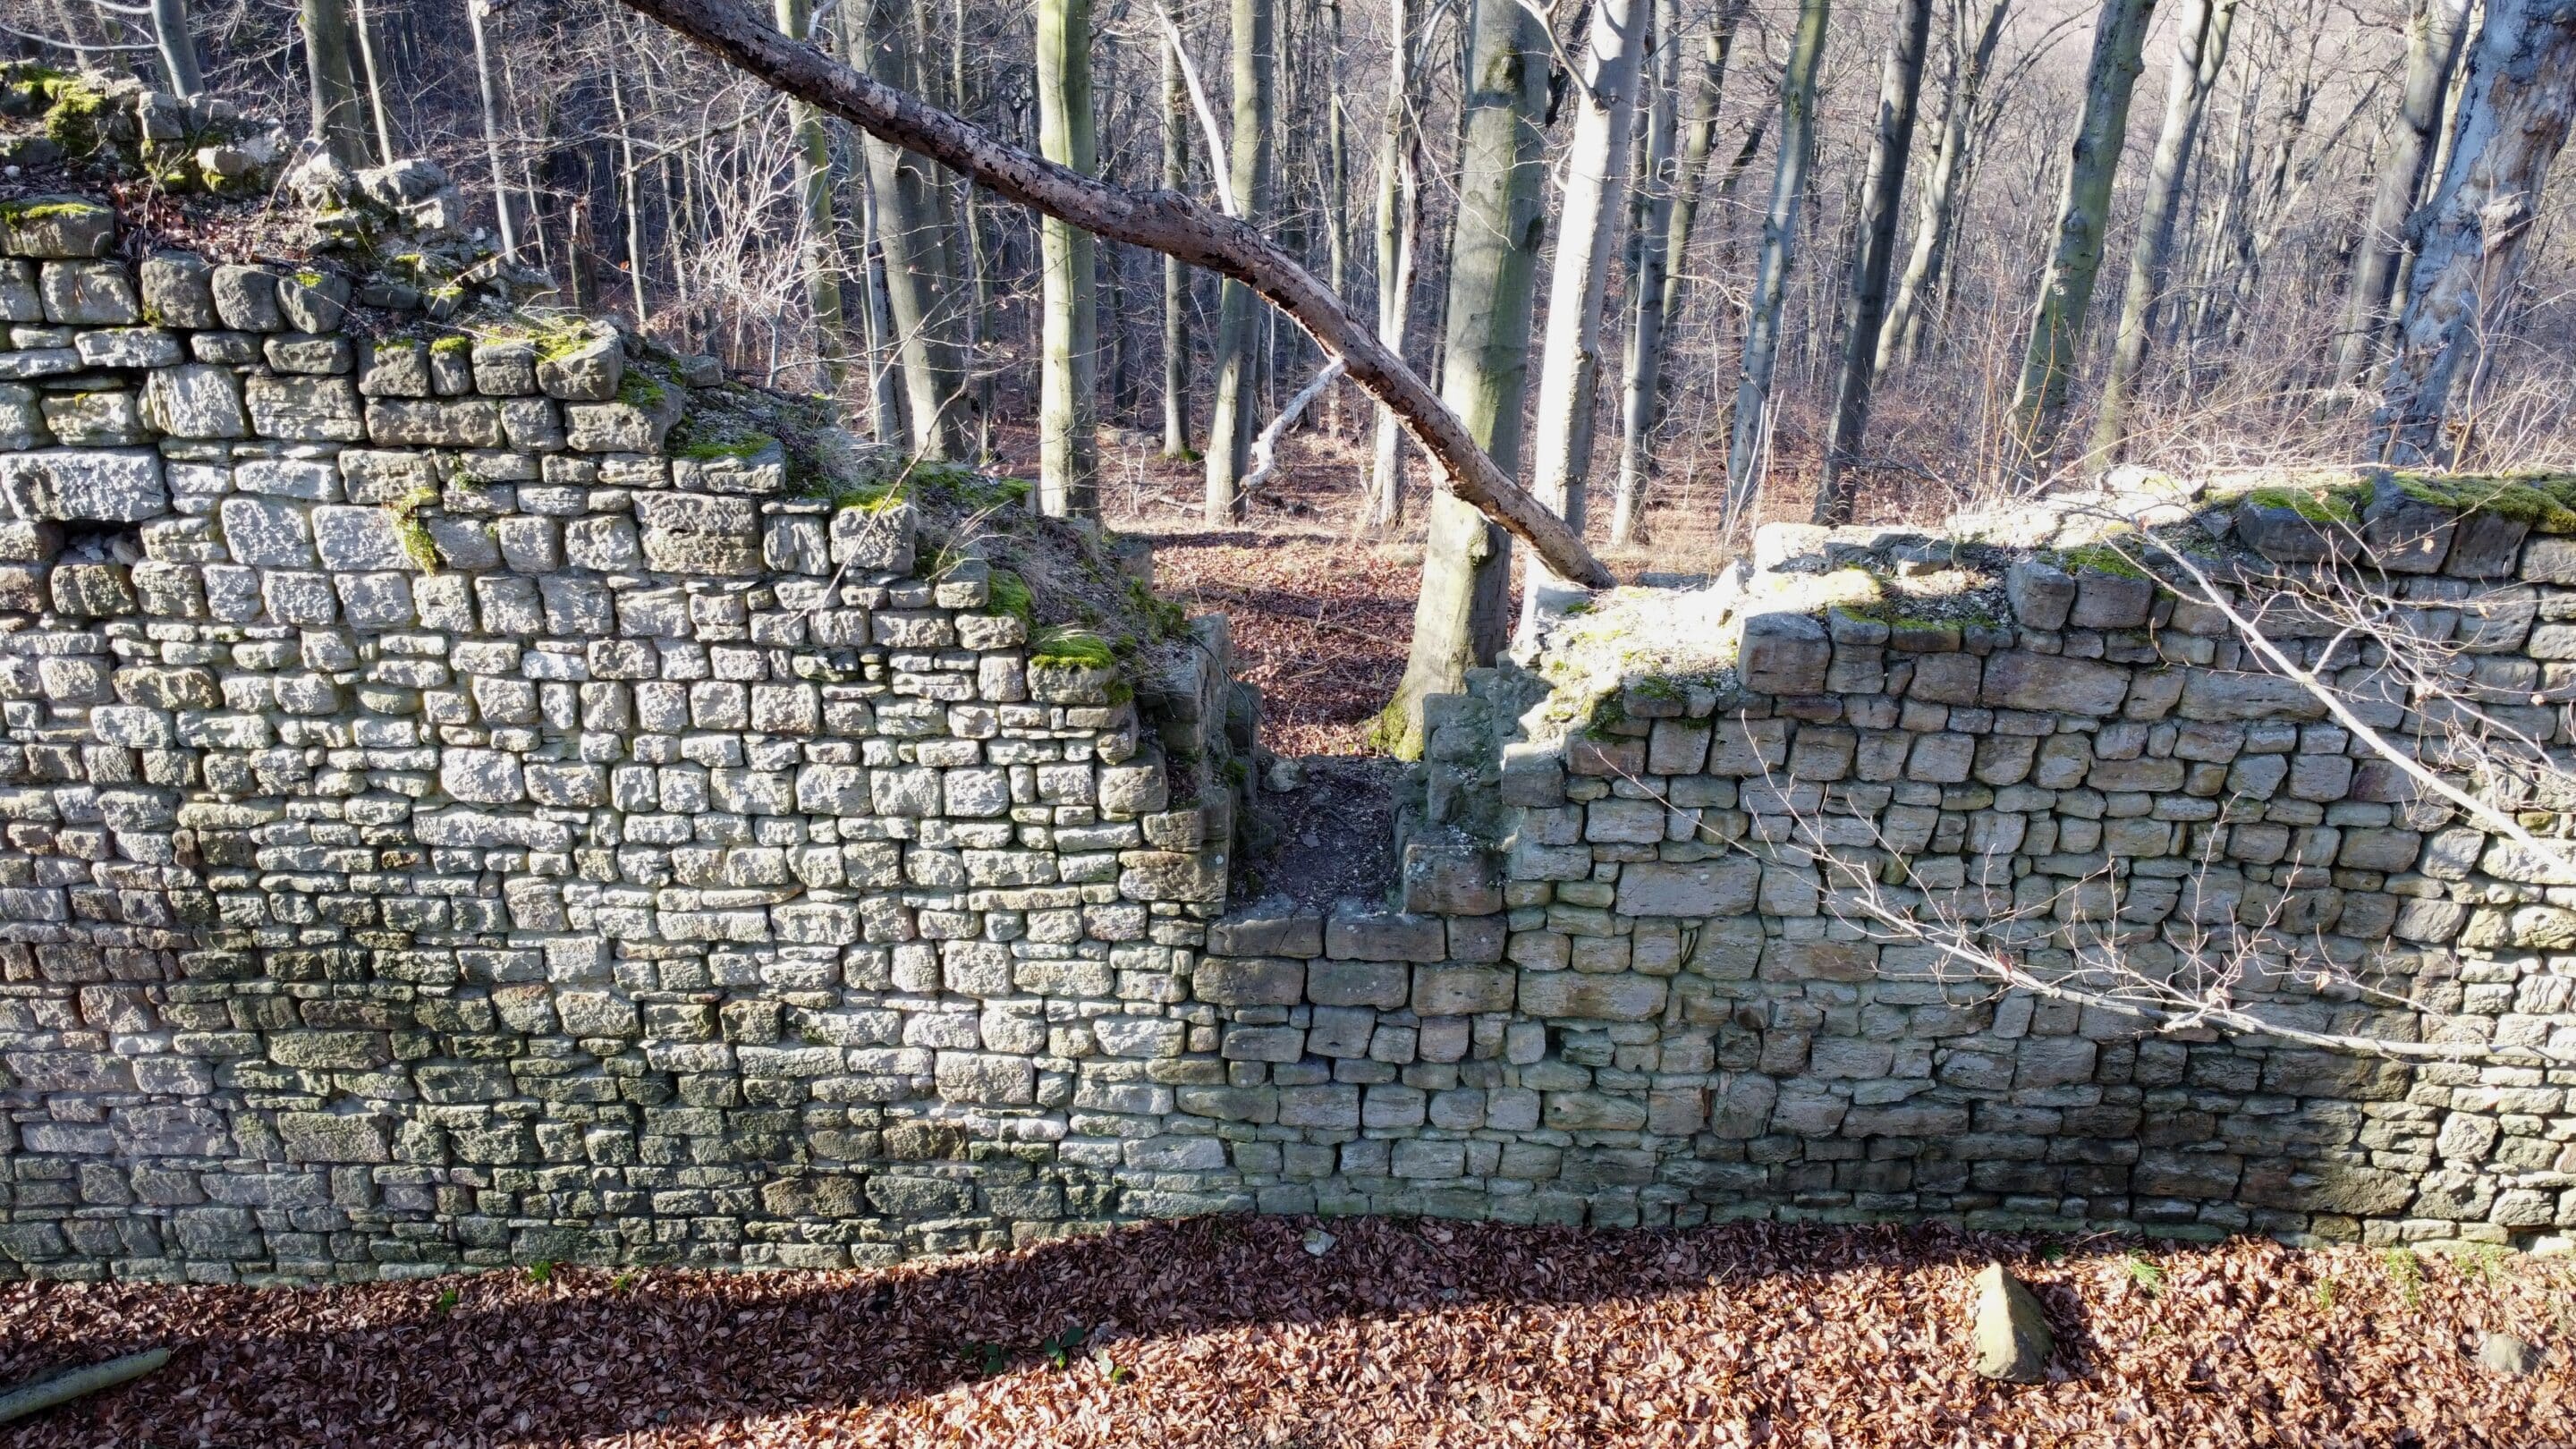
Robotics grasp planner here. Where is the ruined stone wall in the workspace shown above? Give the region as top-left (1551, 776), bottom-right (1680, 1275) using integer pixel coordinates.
top-left (0, 196), bottom-right (1248, 1282)
top-left (4, 179), bottom-right (2574, 1285)
top-left (1176, 483), bottom-right (2576, 1254)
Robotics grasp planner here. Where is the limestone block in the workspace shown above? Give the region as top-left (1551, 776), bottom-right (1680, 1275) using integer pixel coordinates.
top-left (312, 504), bottom-right (419, 572)
top-left (1970, 1263), bottom-right (2053, 1382)
top-left (0, 259), bottom-right (34, 321)
top-left (2004, 558), bottom-right (2075, 630)
top-left (245, 375), bottom-right (365, 441)
top-left (2069, 569), bottom-right (2155, 629)
top-left (2447, 510), bottom-right (2530, 579)
top-left (38, 259), bottom-right (138, 324)
top-left (263, 332), bottom-right (353, 375)
top-left (1412, 965), bottom-right (1516, 1015)
top-left (0, 448), bottom-right (165, 522)
top-left (210, 265), bottom-right (285, 331)
top-left (1326, 908), bottom-right (1447, 962)
top-left (40, 389), bottom-right (144, 445)
top-left (936, 1051), bottom-right (1035, 1104)
top-left (537, 332), bottom-right (624, 402)
top-left (1209, 910), bottom-right (1324, 958)
top-left (2, 197), bottom-right (116, 258)
top-left (278, 1112), bottom-right (389, 1163)
top-left (472, 338), bottom-right (538, 394)
top-left (1737, 609), bottom-right (1831, 694)
top-left (1518, 971), bottom-right (1666, 1021)
top-left (1402, 838), bottom-right (1503, 916)
top-left (1614, 858), bottom-right (1758, 918)
top-left (366, 398), bottom-right (504, 448)
top-left (1979, 650), bottom-right (2131, 715)
top-left (74, 326), bottom-right (182, 369)
top-left (140, 363), bottom-right (246, 437)
top-left (139, 250), bottom-right (216, 327)
top-left (2176, 668), bottom-right (2328, 722)
top-left (830, 502), bottom-right (915, 573)
top-left (276, 272), bottom-right (350, 333)
top-left (1195, 955), bottom-right (1306, 1005)
top-left (1307, 958), bottom-right (1410, 1008)
top-left (0, 346), bottom-right (78, 379)
top-left (2360, 478), bottom-right (2455, 574)
top-left (566, 398), bottom-right (679, 453)
top-left (357, 337), bottom-right (432, 396)
top-left (2237, 496), bottom-right (2357, 564)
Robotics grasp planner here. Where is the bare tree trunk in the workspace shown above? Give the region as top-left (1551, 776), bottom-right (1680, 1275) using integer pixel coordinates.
top-left (352, 0), bottom-right (397, 161)
top-left (1878, 0), bottom-right (2010, 368)
top-left (2373, 0), bottom-right (2576, 463)
top-left (1724, 0), bottom-right (1830, 530)
top-left (1365, 0), bottom-right (1423, 533)
top-left (301, 0), bottom-right (375, 166)
top-left (2084, 0), bottom-right (2239, 472)
top-left (778, 0), bottom-right (852, 390)
top-left (1206, 0), bottom-right (1276, 520)
top-left (1037, 0), bottom-right (1098, 513)
top-left (1375, 0), bottom-right (1551, 756)
top-left (1812, 0), bottom-right (1933, 524)
top-left (613, 0), bottom-right (1610, 585)
top-left (1609, 0), bottom-right (1680, 547)
top-left (467, 0), bottom-right (516, 259)
top-left (1160, 9), bottom-right (1194, 457)
top-left (2333, 0), bottom-right (2470, 386)
top-left (953, 0), bottom-right (995, 461)
top-left (608, 56), bottom-right (650, 328)
top-left (1655, 0), bottom-right (1747, 341)
top-left (148, 0), bottom-right (201, 97)
top-left (1521, 0), bottom-right (1647, 628)
top-left (1324, 0), bottom-right (1351, 436)
top-left (857, 0), bottom-right (969, 458)
top-left (2008, 0), bottom-right (2157, 474)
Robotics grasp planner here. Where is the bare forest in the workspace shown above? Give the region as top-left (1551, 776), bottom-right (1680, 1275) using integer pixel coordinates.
top-left (17, 0), bottom-right (2576, 753)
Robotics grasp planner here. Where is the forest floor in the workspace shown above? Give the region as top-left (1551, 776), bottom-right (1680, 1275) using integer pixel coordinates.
top-left (4, 1217), bottom-right (2568, 1447)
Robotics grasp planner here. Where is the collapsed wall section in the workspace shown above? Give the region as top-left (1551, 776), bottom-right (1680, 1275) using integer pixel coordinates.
top-left (1182, 473), bottom-right (2576, 1248)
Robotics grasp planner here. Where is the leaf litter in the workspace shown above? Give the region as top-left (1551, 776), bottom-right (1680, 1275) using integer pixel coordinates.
top-left (1, 1218), bottom-right (2568, 1447)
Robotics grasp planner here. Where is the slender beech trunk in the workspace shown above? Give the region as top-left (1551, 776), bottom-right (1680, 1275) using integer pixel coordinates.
top-left (1036, 0), bottom-right (1098, 513)
top-left (1609, 0), bottom-right (1681, 546)
top-left (608, 59), bottom-right (649, 328)
top-left (149, 0), bottom-right (201, 97)
top-left (1878, 0), bottom-right (2010, 369)
top-left (778, 0), bottom-right (852, 390)
top-left (1205, 0), bottom-right (1276, 520)
top-left (1376, 0), bottom-right (1548, 757)
top-left (1724, 0), bottom-right (1830, 529)
top-left (856, 179), bottom-right (901, 441)
top-left (2008, 0), bottom-right (2157, 473)
top-left (1656, 0), bottom-right (1747, 340)
top-left (953, 0), bottom-right (995, 460)
top-left (1324, 0), bottom-right (1351, 435)
top-left (1160, 10), bottom-right (1194, 456)
top-left (351, 0), bottom-right (396, 161)
top-left (1813, 0), bottom-right (1934, 524)
top-left (856, 0), bottom-right (968, 458)
top-left (467, 0), bottom-right (515, 259)
top-left (300, 0), bottom-right (375, 166)
top-left (2374, 0), bottom-right (2576, 463)
top-left (1521, 0), bottom-right (1648, 631)
top-left (2084, 0), bottom-right (2239, 472)
top-left (1366, 0), bottom-right (1422, 533)
top-left (2334, 0), bottom-right (2471, 386)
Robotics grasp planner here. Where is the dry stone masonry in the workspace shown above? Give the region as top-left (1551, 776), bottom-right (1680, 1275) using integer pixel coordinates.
top-left (4, 76), bottom-right (2576, 1280)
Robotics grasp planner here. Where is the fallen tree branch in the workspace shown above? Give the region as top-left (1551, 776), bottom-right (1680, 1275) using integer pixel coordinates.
top-left (606, 0), bottom-right (1614, 589)
top-left (1241, 357), bottom-right (1346, 494)
top-left (0, 1349), bottom-right (171, 1425)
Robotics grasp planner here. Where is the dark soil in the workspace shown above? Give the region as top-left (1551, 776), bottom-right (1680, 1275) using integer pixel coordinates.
top-left (1238, 754), bottom-right (1403, 911)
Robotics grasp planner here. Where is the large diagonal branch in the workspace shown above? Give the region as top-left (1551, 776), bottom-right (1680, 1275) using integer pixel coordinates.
top-left (609, 0), bottom-right (1614, 588)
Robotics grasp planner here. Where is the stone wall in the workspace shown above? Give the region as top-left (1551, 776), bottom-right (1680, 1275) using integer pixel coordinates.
top-left (4, 172), bottom-right (2576, 1284)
